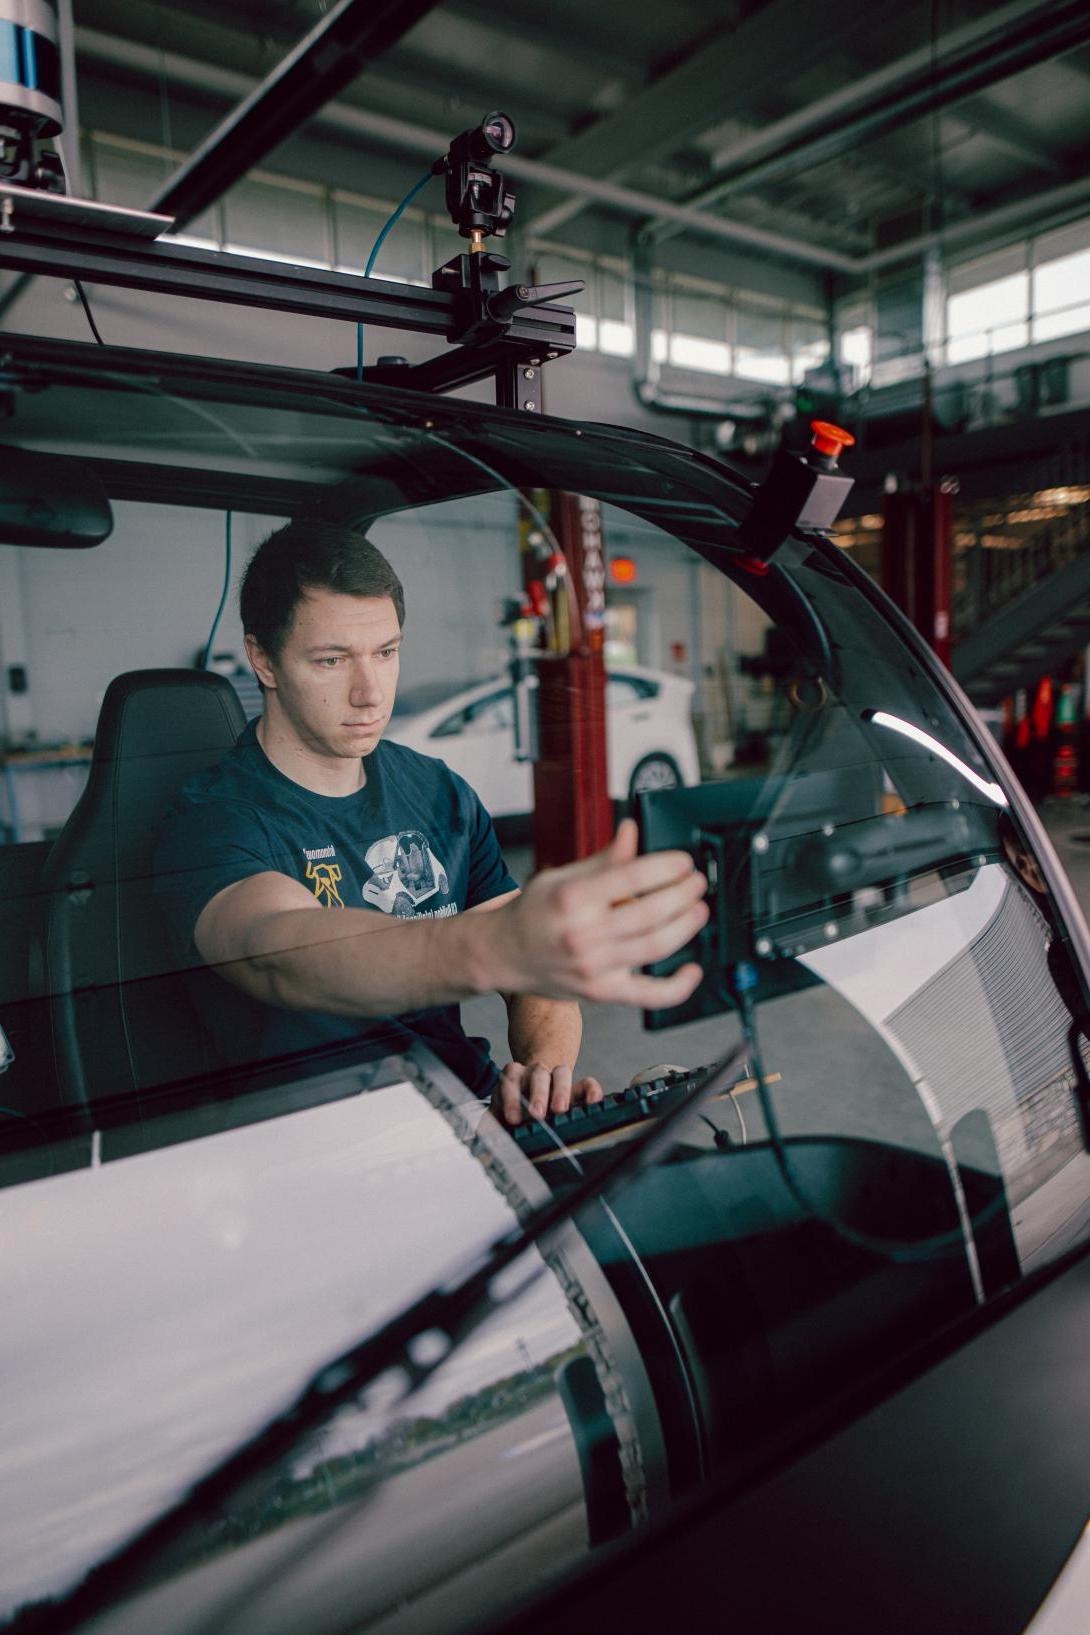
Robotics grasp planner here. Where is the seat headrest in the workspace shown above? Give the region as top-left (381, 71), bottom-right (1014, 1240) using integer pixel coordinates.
top-left (91, 668), bottom-right (248, 768)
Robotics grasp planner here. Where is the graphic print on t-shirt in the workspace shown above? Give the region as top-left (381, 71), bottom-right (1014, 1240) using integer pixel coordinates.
top-left (305, 859), bottom-right (344, 907)
top-left (362, 831), bottom-right (451, 918)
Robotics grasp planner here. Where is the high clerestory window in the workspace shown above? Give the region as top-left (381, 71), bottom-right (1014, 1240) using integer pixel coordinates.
top-left (1031, 222), bottom-right (1090, 345)
top-left (530, 247), bottom-right (827, 383)
top-left (946, 245), bottom-right (1030, 365)
top-left (946, 220), bottom-right (1090, 364)
top-left (833, 215), bottom-right (1090, 388)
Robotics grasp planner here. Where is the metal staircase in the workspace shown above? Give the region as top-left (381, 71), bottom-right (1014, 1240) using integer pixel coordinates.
top-left (951, 487), bottom-right (1090, 702)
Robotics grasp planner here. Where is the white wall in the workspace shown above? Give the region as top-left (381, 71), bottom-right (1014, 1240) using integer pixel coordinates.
top-left (370, 493), bottom-right (520, 689)
top-left (5, 490), bottom-right (529, 747)
top-left (12, 503), bottom-right (268, 744)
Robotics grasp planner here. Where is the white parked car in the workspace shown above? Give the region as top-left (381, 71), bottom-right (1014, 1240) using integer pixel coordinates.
top-left (387, 664), bottom-right (701, 817)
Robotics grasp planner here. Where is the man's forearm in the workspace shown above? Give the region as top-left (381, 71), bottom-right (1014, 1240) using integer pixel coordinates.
top-left (506, 992), bottom-right (583, 1067)
top-left (197, 820), bottom-right (711, 1019)
top-left (220, 905), bottom-right (499, 1017)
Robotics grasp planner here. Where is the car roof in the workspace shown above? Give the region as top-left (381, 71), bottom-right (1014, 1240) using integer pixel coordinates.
top-left (390, 664), bottom-right (688, 719)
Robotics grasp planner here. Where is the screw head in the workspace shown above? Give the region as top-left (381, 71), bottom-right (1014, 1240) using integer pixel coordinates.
top-left (523, 367), bottom-right (536, 379)
top-left (524, 401), bottom-right (537, 411)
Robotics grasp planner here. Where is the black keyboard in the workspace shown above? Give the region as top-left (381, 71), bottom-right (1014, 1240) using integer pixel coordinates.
top-left (507, 1062), bottom-right (755, 1162)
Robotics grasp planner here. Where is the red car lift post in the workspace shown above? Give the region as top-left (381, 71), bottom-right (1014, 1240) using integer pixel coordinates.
top-left (526, 491), bottom-right (614, 870)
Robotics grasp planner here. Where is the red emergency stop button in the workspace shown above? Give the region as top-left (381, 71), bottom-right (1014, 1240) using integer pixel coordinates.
top-left (810, 420), bottom-right (856, 460)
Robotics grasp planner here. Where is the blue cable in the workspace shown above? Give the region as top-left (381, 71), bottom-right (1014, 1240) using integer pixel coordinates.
top-left (201, 511), bottom-right (233, 670)
top-left (356, 171), bottom-right (434, 381)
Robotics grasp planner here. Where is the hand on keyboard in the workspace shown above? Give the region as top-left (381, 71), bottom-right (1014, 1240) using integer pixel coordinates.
top-left (491, 1060), bottom-right (605, 1127)
top-left (507, 1064), bottom-right (702, 1161)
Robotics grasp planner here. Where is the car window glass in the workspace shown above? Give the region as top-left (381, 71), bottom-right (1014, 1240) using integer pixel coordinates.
top-left (455, 692), bottom-right (513, 735)
top-left (430, 705), bottom-right (470, 738)
top-left (606, 675), bottom-right (643, 706)
top-left (0, 353), bottom-right (1087, 1633)
top-left (0, 1069), bottom-right (625, 1625)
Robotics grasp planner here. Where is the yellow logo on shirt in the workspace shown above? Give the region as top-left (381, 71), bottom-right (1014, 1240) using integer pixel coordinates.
top-left (306, 860), bottom-right (344, 907)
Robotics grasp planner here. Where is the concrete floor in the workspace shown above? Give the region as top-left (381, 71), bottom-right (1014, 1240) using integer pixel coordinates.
top-left (1037, 795), bottom-right (1090, 913)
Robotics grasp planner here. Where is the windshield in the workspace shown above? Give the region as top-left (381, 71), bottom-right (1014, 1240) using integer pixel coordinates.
top-left (1, 339), bottom-right (1088, 1633)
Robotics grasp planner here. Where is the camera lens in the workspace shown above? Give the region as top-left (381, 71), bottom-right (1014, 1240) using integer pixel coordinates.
top-left (478, 111), bottom-right (515, 154)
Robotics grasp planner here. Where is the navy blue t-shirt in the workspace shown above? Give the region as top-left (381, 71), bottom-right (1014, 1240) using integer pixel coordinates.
top-left (154, 720), bottom-right (518, 1094)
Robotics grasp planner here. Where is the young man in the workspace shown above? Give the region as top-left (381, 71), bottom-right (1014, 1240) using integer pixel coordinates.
top-left (157, 522), bottom-right (707, 1123)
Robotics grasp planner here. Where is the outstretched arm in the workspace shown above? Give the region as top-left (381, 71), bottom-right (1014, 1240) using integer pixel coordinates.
top-left (194, 818), bottom-right (707, 1019)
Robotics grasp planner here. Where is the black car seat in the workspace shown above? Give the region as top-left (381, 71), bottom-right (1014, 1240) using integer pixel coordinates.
top-left (33, 669), bottom-right (248, 1109)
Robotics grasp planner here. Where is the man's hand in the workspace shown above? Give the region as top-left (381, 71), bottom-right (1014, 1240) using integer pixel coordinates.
top-left (486, 818), bottom-right (707, 1009)
top-left (491, 1060), bottom-right (605, 1127)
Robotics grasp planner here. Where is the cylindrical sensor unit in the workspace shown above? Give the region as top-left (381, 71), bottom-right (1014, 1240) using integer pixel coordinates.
top-left (0, 0), bottom-right (62, 137)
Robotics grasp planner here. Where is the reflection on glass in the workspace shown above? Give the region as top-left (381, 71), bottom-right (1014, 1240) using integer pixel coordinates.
top-left (867, 709), bottom-right (1007, 806)
top-left (0, 351), bottom-right (1088, 1635)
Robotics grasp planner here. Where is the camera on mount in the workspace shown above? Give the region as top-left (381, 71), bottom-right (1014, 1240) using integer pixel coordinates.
top-left (427, 110), bottom-right (582, 361)
top-left (434, 111), bottom-right (517, 247)
top-left (363, 110), bottom-right (582, 404)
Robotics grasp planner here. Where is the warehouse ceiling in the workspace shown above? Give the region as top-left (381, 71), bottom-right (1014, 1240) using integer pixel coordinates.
top-left (68, 0), bottom-right (1090, 284)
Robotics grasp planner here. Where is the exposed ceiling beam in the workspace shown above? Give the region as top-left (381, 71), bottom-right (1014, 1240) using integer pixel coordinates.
top-left (951, 97), bottom-right (1068, 177)
top-left (519, 0), bottom-right (901, 239)
top-left (148, 0), bottom-right (442, 230)
top-left (76, 27), bottom-right (860, 272)
top-left (648, 0), bottom-right (1090, 243)
top-left (443, 0), bottom-right (650, 77)
top-left (864, 172), bottom-right (1090, 272)
top-left (78, 1), bottom-right (576, 172)
top-left (73, 28), bottom-right (1090, 279)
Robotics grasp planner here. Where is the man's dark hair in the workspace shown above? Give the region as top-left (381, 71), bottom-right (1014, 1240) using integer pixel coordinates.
top-left (240, 520), bottom-right (405, 658)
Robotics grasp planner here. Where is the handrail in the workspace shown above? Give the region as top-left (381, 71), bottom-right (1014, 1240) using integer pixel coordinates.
top-left (952, 495), bottom-right (1090, 638)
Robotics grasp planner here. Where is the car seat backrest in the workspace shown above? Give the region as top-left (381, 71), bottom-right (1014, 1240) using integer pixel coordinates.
top-left (35, 669), bottom-right (249, 1108)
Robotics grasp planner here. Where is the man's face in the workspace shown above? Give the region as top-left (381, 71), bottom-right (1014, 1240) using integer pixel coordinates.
top-left (247, 587), bottom-right (402, 761)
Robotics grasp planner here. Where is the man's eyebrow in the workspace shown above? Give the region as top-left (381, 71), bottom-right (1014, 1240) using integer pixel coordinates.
top-left (304, 634), bottom-right (403, 655)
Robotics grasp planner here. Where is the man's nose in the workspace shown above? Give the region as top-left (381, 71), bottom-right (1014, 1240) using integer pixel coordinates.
top-left (349, 664), bottom-right (383, 706)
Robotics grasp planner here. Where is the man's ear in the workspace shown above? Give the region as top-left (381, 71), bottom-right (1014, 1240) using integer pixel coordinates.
top-left (244, 633), bottom-right (276, 690)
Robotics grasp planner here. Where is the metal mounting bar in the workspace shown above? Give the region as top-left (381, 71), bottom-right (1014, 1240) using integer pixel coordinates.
top-left (0, 223), bottom-right (578, 361)
top-left (365, 335), bottom-right (569, 398)
top-left (148, 0), bottom-right (444, 232)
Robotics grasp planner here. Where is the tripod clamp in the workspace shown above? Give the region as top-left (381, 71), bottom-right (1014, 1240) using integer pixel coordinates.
top-left (433, 245), bottom-right (583, 350)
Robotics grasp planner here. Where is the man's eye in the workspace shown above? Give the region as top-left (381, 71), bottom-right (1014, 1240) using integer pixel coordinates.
top-left (316, 656), bottom-right (343, 668)
top-left (379, 647), bottom-right (399, 659)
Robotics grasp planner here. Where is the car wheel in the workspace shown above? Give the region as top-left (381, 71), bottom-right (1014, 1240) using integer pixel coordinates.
top-left (628, 753), bottom-right (682, 801)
